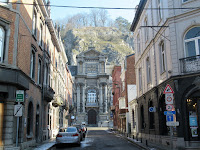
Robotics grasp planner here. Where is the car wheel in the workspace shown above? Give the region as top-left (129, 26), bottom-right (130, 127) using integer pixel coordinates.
top-left (56, 144), bottom-right (61, 148)
top-left (77, 141), bottom-right (81, 146)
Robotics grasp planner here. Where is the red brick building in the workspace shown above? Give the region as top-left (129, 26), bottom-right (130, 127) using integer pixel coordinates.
top-left (111, 66), bottom-right (121, 130)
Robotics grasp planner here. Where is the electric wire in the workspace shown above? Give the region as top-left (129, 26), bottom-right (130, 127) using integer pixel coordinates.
top-left (0, 1), bottom-right (200, 10)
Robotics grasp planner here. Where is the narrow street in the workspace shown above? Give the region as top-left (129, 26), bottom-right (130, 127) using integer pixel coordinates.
top-left (51, 128), bottom-right (141, 150)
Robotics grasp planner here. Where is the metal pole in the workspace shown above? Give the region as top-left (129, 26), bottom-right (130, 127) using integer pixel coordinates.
top-left (170, 126), bottom-right (173, 150)
top-left (16, 116), bottom-right (19, 147)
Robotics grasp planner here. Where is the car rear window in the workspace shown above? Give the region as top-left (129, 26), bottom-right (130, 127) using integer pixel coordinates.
top-left (66, 127), bottom-right (77, 132)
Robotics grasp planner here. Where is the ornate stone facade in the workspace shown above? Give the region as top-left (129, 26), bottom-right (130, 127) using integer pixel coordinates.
top-left (74, 47), bottom-right (111, 127)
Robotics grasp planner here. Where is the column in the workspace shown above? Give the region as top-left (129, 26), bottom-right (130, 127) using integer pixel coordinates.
top-left (99, 84), bottom-right (103, 113)
top-left (82, 85), bottom-right (85, 113)
top-left (77, 84), bottom-right (80, 114)
top-left (105, 85), bottom-right (108, 113)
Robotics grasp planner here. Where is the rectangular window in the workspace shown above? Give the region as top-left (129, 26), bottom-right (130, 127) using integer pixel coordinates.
top-left (144, 18), bottom-right (149, 42)
top-left (139, 68), bottom-right (142, 90)
top-left (160, 42), bottom-right (166, 73)
top-left (32, 10), bottom-right (37, 37)
top-left (0, 27), bottom-right (5, 63)
top-left (146, 57), bottom-right (151, 83)
top-left (30, 50), bottom-right (35, 79)
top-left (39, 23), bottom-right (43, 47)
top-left (37, 59), bottom-right (42, 84)
top-left (158, 0), bottom-right (163, 22)
top-left (137, 34), bottom-right (140, 54)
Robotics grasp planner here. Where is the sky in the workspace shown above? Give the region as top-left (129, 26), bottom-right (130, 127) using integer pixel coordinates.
top-left (50, 0), bottom-right (140, 23)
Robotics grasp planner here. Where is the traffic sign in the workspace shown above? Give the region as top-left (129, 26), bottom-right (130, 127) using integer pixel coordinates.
top-left (166, 104), bottom-right (174, 111)
top-left (166, 115), bottom-right (174, 122)
top-left (149, 107), bottom-right (156, 112)
top-left (166, 121), bottom-right (179, 126)
top-left (16, 90), bottom-right (24, 102)
top-left (164, 111), bottom-right (176, 115)
top-left (163, 84), bottom-right (174, 94)
top-left (14, 104), bottom-right (23, 117)
top-left (165, 93), bottom-right (173, 104)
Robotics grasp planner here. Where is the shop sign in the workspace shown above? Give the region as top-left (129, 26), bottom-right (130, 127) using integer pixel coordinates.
top-left (189, 115), bottom-right (198, 127)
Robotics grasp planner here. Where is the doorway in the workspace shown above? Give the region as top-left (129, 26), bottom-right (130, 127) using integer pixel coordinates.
top-left (36, 105), bottom-right (40, 143)
top-left (88, 109), bottom-right (96, 125)
top-left (186, 90), bottom-right (200, 140)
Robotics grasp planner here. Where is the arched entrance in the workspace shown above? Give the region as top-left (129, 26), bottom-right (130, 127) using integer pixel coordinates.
top-left (36, 104), bottom-right (40, 143)
top-left (186, 90), bottom-right (200, 140)
top-left (88, 109), bottom-right (96, 125)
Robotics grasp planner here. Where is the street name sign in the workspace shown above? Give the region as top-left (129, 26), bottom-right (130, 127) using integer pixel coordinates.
top-left (163, 84), bottom-right (174, 94)
top-left (166, 104), bottom-right (174, 111)
top-left (166, 121), bottom-right (179, 126)
top-left (16, 90), bottom-right (24, 102)
top-left (164, 111), bottom-right (176, 115)
top-left (14, 104), bottom-right (23, 117)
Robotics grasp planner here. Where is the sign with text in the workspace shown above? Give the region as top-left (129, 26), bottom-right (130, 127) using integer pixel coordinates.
top-left (166, 121), bottom-right (179, 126)
top-left (164, 111), bottom-right (176, 115)
top-left (16, 90), bottom-right (24, 102)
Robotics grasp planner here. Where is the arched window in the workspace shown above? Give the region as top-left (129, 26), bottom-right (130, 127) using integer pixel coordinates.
top-left (87, 89), bottom-right (96, 103)
top-left (27, 102), bottom-right (33, 136)
top-left (141, 105), bottom-right (145, 129)
top-left (184, 27), bottom-right (200, 57)
top-left (149, 100), bottom-right (155, 129)
top-left (0, 27), bottom-right (5, 63)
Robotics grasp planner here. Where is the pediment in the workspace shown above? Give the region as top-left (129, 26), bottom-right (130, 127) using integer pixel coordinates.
top-left (77, 47), bottom-right (106, 58)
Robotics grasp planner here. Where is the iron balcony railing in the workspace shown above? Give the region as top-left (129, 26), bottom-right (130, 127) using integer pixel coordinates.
top-left (180, 55), bottom-right (200, 73)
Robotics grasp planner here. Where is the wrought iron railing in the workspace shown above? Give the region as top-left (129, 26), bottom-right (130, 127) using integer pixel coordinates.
top-left (180, 55), bottom-right (200, 73)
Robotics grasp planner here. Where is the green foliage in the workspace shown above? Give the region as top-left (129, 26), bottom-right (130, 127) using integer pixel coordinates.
top-left (114, 17), bottom-right (131, 33)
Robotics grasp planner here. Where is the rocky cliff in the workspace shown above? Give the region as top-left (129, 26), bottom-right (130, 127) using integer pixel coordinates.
top-left (63, 27), bottom-right (134, 65)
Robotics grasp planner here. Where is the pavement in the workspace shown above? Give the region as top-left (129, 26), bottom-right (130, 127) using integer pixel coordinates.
top-left (27, 127), bottom-right (167, 150)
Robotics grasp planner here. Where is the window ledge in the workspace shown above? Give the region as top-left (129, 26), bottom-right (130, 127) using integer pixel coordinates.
top-left (160, 70), bottom-right (166, 76)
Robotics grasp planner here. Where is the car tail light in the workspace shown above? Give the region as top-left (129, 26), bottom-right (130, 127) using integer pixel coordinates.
top-left (57, 134), bottom-right (62, 137)
top-left (73, 133), bottom-right (79, 136)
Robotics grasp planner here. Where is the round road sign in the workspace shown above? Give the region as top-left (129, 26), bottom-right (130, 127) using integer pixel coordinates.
top-left (166, 104), bottom-right (174, 111)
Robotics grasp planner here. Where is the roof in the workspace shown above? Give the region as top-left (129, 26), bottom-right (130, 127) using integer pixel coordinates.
top-left (130, 0), bottom-right (147, 32)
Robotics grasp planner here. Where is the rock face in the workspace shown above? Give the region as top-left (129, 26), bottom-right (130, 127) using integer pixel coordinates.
top-left (63, 27), bottom-right (134, 65)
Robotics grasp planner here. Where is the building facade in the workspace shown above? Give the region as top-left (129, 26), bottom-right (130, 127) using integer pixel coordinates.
top-left (131, 0), bottom-right (200, 149)
top-left (111, 66), bottom-right (121, 130)
top-left (74, 47), bottom-right (111, 127)
top-left (0, 0), bottom-right (71, 149)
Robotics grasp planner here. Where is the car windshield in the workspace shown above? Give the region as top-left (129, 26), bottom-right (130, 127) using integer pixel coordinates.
top-left (66, 127), bottom-right (77, 132)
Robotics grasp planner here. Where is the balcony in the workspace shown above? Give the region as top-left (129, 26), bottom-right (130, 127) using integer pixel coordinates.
top-left (86, 102), bottom-right (98, 107)
top-left (180, 55), bottom-right (200, 73)
top-left (44, 85), bottom-right (55, 102)
top-left (52, 95), bottom-right (64, 107)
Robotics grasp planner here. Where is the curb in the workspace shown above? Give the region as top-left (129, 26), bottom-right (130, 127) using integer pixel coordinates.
top-left (110, 131), bottom-right (149, 150)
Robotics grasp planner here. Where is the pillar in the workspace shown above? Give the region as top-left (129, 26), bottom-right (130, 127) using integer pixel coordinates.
top-left (82, 85), bottom-right (85, 113)
top-left (99, 84), bottom-right (103, 113)
top-left (105, 85), bottom-right (108, 113)
top-left (77, 84), bottom-right (80, 114)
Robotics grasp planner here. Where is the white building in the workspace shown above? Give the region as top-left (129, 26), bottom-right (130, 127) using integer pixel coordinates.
top-left (131, 0), bottom-right (200, 149)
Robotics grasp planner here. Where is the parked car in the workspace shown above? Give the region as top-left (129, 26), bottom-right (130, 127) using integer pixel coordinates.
top-left (56, 127), bottom-right (81, 147)
top-left (73, 124), bottom-right (84, 140)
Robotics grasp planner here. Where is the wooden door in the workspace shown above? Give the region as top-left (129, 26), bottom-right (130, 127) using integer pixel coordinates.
top-left (88, 109), bottom-right (96, 125)
top-left (0, 103), bottom-right (4, 146)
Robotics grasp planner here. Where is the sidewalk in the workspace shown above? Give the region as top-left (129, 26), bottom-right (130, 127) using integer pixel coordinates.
top-left (107, 130), bottom-right (168, 150)
top-left (24, 138), bottom-right (55, 150)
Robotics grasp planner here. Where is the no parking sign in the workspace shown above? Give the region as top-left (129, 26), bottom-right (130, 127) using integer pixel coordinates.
top-left (165, 93), bottom-right (173, 104)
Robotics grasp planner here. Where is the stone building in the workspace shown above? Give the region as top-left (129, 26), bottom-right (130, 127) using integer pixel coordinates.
top-left (73, 47), bottom-right (111, 127)
top-left (131, 0), bottom-right (200, 149)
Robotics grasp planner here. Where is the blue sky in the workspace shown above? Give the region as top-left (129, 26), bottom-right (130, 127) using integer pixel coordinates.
top-left (50, 0), bottom-right (140, 23)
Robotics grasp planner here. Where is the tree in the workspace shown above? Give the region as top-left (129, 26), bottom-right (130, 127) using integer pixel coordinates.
top-left (114, 17), bottom-right (131, 33)
top-left (99, 9), bottom-right (108, 27)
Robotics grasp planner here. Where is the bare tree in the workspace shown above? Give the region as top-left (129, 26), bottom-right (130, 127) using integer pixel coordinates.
top-left (99, 9), bottom-right (108, 27)
top-left (90, 9), bottom-right (100, 27)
